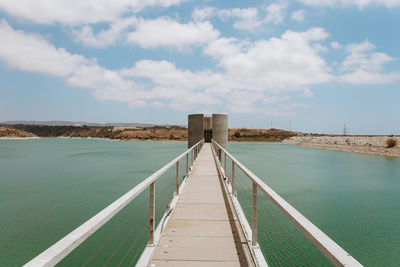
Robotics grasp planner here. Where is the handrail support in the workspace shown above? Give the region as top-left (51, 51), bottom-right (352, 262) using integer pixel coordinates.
top-left (149, 182), bottom-right (155, 245)
top-left (252, 182), bottom-right (257, 246)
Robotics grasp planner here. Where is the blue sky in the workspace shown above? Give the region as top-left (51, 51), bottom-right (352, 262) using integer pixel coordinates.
top-left (0, 0), bottom-right (399, 134)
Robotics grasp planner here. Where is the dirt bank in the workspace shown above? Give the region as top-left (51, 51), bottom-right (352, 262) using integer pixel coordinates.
top-left (0, 126), bottom-right (38, 138)
top-left (283, 136), bottom-right (400, 158)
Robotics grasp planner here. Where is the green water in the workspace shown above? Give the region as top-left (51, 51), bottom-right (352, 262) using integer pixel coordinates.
top-left (228, 143), bottom-right (400, 267)
top-left (0, 139), bottom-right (186, 266)
top-left (1, 140), bottom-right (399, 266)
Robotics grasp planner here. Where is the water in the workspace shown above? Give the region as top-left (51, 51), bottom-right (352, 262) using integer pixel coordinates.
top-left (0, 138), bottom-right (186, 266)
top-left (228, 142), bottom-right (400, 267)
top-left (1, 139), bottom-right (399, 266)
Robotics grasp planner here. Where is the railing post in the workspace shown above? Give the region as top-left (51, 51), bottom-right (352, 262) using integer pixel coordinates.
top-left (252, 182), bottom-right (257, 246)
top-left (232, 161), bottom-right (235, 195)
top-left (186, 153), bottom-right (189, 176)
top-left (191, 149), bottom-right (194, 166)
top-left (149, 182), bottom-right (155, 245)
top-left (224, 152), bottom-right (226, 173)
top-left (176, 161), bottom-right (179, 195)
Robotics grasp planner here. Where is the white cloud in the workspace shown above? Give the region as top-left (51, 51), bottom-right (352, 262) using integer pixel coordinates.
top-left (192, 7), bottom-right (216, 21)
top-left (72, 17), bottom-right (137, 47)
top-left (345, 39), bottom-right (375, 53)
top-left (298, 0), bottom-right (400, 8)
top-left (340, 70), bottom-right (400, 84)
top-left (0, 20), bottom-right (89, 77)
top-left (330, 41), bottom-right (342, 49)
top-left (119, 28), bottom-right (333, 114)
top-left (291, 10), bottom-right (306, 22)
top-left (0, 0), bottom-right (184, 25)
top-left (194, 3), bottom-right (288, 32)
top-left (265, 2), bottom-right (288, 24)
top-left (219, 8), bottom-right (262, 31)
top-left (7, 17), bottom-right (398, 115)
top-left (126, 17), bottom-right (220, 49)
top-left (0, 20), bottom-right (145, 105)
top-left (204, 28), bottom-right (332, 95)
top-left (338, 39), bottom-right (400, 83)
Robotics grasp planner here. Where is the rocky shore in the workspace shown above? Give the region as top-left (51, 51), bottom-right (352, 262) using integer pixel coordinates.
top-left (283, 136), bottom-right (400, 158)
top-left (0, 124), bottom-right (297, 142)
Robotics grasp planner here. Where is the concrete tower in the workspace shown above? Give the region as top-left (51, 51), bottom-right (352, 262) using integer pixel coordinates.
top-left (188, 113), bottom-right (228, 149)
top-left (212, 114), bottom-right (228, 149)
top-left (188, 114), bottom-right (204, 148)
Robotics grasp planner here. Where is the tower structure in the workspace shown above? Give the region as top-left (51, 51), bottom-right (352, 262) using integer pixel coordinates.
top-left (188, 113), bottom-right (228, 149)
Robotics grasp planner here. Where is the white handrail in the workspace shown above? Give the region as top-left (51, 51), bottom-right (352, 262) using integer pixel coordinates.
top-left (212, 139), bottom-right (362, 267)
top-left (24, 139), bottom-right (204, 267)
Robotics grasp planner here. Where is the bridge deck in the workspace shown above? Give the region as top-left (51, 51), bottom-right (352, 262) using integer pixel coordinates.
top-left (149, 143), bottom-right (254, 266)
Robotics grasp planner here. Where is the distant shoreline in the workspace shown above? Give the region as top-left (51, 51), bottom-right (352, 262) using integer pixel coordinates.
top-left (0, 136), bottom-right (187, 143)
top-left (283, 136), bottom-right (400, 158)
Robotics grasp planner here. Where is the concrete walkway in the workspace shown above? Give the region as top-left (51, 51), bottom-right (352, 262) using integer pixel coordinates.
top-left (148, 144), bottom-right (254, 267)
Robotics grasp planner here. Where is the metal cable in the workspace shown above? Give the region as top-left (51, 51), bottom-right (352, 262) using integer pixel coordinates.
top-left (234, 174), bottom-right (294, 265)
top-left (235, 174), bottom-right (282, 267)
top-left (102, 209), bottom-right (149, 266)
top-left (117, 224), bottom-right (149, 266)
top-left (82, 194), bottom-right (148, 266)
top-left (235, 169), bottom-right (311, 266)
top-left (128, 230), bottom-right (151, 266)
top-left (259, 198), bottom-right (312, 266)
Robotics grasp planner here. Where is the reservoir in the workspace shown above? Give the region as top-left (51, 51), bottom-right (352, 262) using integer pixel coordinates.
top-left (0, 139), bottom-right (399, 266)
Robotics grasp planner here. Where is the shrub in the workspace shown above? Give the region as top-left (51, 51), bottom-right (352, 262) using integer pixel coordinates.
top-left (233, 131), bottom-right (241, 138)
top-left (386, 138), bottom-right (397, 148)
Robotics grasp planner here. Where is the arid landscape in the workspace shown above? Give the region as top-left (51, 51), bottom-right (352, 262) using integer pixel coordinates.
top-left (0, 124), bottom-right (300, 142)
top-left (1, 124), bottom-right (399, 157)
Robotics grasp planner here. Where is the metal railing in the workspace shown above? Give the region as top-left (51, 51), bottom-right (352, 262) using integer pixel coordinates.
top-left (24, 139), bottom-right (204, 267)
top-left (211, 139), bottom-right (362, 267)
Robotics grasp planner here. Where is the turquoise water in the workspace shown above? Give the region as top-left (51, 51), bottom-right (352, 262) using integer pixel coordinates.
top-left (228, 143), bottom-right (400, 267)
top-left (1, 139), bottom-right (399, 266)
top-left (0, 139), bottom-right (186, 266)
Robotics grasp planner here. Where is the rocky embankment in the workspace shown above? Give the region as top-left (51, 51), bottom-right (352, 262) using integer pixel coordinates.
top-left (0, 124), bottom-right (297, 142)
top-left (283, 136), bottom-right (400, 158)
top-left (0, 126), bottom-right (38, 138)
top-left (0, 125), bottom-right (187, 141)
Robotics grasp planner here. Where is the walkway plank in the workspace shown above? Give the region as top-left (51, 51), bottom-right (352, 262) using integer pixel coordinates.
top-left (148, 144), bottom-right (254, 266)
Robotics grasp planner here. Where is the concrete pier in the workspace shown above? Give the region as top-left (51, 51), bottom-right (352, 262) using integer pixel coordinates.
top-left (148, 144), bottom-right (254, 266)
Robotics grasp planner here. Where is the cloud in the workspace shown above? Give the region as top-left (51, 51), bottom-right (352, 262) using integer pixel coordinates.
top-left (193, 3), bottom-right (288, 32)
top-left (291, 10), bottom-right (306, 22)
top-left (0, 20), bottom-right (145, 104)
top-left (204, 28), bottom-right (332, 94)
top-left (338, 39), bottom-right (400, 83)
top-left (126, 17), bottom-right (220, 49)
top-left (297, 0), bottom-right (400, 8)
top-left (121, 27), bottom-right (333, 114)
top-left (218, 8), bottom-right (262, 31)
top-left (0, 0), bottom-right (184, 25)
top-left (192, 7), bottom-right (216, 21)
top-left (72, 17), bottom-right (138, 47)
top-left (330, 41), bottom-right (342, 49)
top-left (265, 2), bottom-right (288, 24)
top-left (345, 39), bottom-right (375, 53)
top-left (6, 18), bottom-right (398, 115)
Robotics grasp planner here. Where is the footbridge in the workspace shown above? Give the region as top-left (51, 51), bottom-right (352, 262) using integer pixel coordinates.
top-left (24, 138), bottom-right (362, 266)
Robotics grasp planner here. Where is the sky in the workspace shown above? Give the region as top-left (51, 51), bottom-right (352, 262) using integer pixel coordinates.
top-left (0, 0), bottom-right (399, 134)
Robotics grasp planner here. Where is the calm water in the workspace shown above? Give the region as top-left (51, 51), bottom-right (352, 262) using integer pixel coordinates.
top-left (0, 139), bottom-right (399, 266)
top-left (229, 143), bottom-right (400, 267)
top-left (0, 139), bottom-right (186, 266)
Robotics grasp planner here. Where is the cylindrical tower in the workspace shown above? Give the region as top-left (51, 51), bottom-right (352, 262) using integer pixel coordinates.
top-left (203, 116), bottom-right (212, 143)
top-left (188, 114), bottom-right (204, 148)
top-left (203, 116), bottom-right (212, 130)
top-left (212, 114), bottom-right (228, 149)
